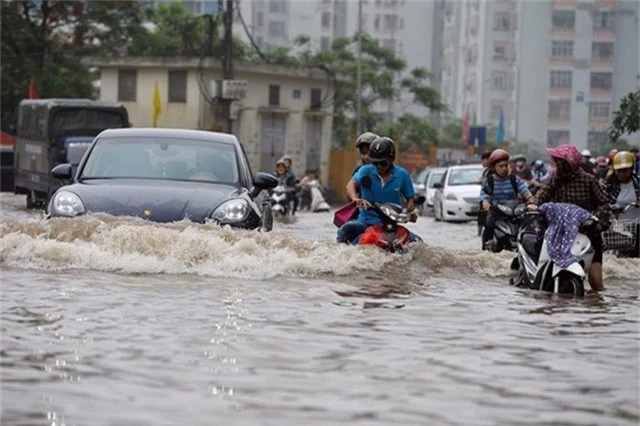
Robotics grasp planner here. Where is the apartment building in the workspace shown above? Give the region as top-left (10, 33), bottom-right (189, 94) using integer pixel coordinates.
top-left (441, 0), bottom-right (639, 154)
top-left (237, 0), bottom-right (444, 121)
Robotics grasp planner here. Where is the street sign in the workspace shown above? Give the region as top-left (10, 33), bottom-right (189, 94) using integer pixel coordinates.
top-left (469, 126), bottom-right (486, 147)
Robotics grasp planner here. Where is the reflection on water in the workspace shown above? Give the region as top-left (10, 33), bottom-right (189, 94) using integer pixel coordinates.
top-left (1, 193), bottom-right (639, 425)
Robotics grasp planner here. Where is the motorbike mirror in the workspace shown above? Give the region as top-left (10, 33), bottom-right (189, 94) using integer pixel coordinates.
top-left (414, 195), bottom-right (426, 206)
top-left (361, 176), bottom-right (372, 190)
top-left (249, 172), bottom-right (279, 198)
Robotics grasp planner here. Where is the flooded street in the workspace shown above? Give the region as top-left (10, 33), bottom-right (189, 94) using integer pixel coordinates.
top-left (1, 193), bottom-right (638, 425)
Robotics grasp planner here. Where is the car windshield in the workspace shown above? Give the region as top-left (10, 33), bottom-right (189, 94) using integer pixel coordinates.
top-left (427, 171), bottom-right (445, 188)
top-left (414, 168), bottom-right (429, 183)
top-left (80, 137), bottom-right (239, 185)
top-left (448, 168), bottom-right (483, 186)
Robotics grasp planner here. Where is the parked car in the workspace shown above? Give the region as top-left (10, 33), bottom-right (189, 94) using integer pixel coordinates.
top-left (423, 167), bottom-right (447, 215)
top-left (433, 164), bottom-right (483, 222)
top-left (47, 128), bottom-right (278, 230)
top-left (412, 167), bottom-right (430, 197)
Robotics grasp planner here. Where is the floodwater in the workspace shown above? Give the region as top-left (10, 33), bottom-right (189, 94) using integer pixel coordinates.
top-left (1, 193), bottom-right (638, 426)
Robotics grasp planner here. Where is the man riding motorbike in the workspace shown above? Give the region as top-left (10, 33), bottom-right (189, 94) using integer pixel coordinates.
top-left (480, 149), bottom-right (534, 251)
top-left (528, 144), bottom-right (611, 292)
top-left (337, 137), bottom-right (419, 244)
top-left (273, 158), bottom-right (297, 216)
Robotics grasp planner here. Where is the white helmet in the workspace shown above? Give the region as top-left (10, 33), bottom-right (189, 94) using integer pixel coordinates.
top-left (581, 149), bottom-right (592, 157)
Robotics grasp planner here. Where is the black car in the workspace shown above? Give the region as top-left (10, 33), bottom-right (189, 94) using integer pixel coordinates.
top-left (47, 128), bottom-right (278, 230)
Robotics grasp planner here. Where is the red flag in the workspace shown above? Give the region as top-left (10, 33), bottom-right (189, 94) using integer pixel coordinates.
top-left (28, 77), bottom-right (38, 99)
top-left (462, 105), bottom-right (470, 144)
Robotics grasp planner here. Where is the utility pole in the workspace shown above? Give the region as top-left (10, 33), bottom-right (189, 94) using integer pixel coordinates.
top-left (220, 0), bottom-right (234, 133)
top-left (356, 0), bottom-right (363, 136)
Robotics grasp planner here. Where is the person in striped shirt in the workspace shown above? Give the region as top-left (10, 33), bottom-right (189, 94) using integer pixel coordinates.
top-left (480, 149), bottom-right (533, 250)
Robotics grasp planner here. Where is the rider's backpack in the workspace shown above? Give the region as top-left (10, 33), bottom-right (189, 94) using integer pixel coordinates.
top-left (484, 174), bottom-right (519, 197)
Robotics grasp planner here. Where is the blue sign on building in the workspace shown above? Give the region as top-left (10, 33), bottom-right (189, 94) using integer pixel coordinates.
top-left (469, 126), bottom-right (487, 147)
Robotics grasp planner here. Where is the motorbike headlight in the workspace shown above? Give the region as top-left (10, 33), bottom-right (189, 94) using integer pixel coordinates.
top-left (212, 199), bottom-right (249, 223)
top-left (445, 192), bottom-right (458, 201)
top-left (50, 191), bottom-right (85, 216)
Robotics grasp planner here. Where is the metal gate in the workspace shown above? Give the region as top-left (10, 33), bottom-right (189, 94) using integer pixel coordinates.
top-left (305, 117), bottom-right (322, 172)
top-left (259, 114), bottom-right (286, 172)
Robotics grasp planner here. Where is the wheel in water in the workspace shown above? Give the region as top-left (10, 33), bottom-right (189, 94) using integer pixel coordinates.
top-left (556, 272), bottom-right (585, 297)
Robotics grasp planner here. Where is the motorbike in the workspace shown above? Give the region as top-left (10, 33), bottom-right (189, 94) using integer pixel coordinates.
top-left (483, 200), bottom-right (527, 253)
top-left (510, 205), bottom-right (599, 297)
top-left (354, 197), bottom-right (425, 253)
top-left (307, 179), bottom-right (331, 213)
top-left (602, 202), bottom-right (639, 258)
top-left (270, 184), bottom-right (295, 219)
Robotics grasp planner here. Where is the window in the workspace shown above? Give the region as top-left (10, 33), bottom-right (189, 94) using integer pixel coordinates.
top-left (117, 70), bottom-right (137, 102)
top-left (590, 72), bottom-right (612, 89)
top-left (589, 102), bottom-right (610, 120)
top-left (592, 42), bottom-right (614, 60)
top-left (269, 0), bottom-right (286, 13)
top-left (320, 36), bottom-right (330, 51)
top-left (551, 40), bottom-right (574, 58)
top-left (203, 1), bottom-right (219, 14)
top-left (292, 89), bottom-right (301, 99)
top-left (256, 11), bottom-right (264, 28)
top-left (593, 11), bottom-right (614, 30)
top-left (548, 99), bottom-right (571, 120)
top-left (491, 71), bottom-right (506, 90)
top-left (374, 14), bottom-right (381, 30)
top-left (547, 130), bottom-right (570, 147)
top-left (382, 38), bottom-right (396, 53)
top-left (168, 70), bottom-right (187, 103)
top-left (494, 12), bottom-right (511, 31)
top-left (268, 84), bottom-right (280, 106)
top-left (310, 88), bottom-right (322, 109)
top-left (552, 10), bottom-right (575, 29)
top-left (383, 14), bottom-right (397, 30)
top-left (588, 131), bottom-right (609, 151)
top-left (493, 42), bottom-right (506, 59)
top-left (549, 70), bottom-right (572, 88)
top-left (321, 11), bottom-right (331, 28)
top-left (268, 21), bottom-right (285, 37)
top-left (182, 1), bottom-right (200, 14)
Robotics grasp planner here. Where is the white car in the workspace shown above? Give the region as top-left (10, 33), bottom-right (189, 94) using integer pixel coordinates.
top-left (433, 164), bottom-right (484, 222)
top-left (423, 167), bottom-right (447, 214)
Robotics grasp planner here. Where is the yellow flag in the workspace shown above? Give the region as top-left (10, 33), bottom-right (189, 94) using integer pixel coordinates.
top-left (152, 82), bottom-right (162, 127)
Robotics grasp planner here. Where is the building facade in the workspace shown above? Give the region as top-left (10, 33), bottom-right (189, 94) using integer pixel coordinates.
top-left (236, 0), bottom-right (445, 121)
top-left (88, 57), bottom-right (334, 181)
top-left (441, 0), bottom-right (639, 155)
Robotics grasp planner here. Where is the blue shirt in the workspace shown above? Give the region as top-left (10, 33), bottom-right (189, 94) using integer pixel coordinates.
top-left (480, 175), bottom-right (529, 203)
top-left (352, 163), bottom-right (415, 225)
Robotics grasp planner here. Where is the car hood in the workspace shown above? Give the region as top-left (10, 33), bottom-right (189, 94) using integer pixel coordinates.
top-left (62, 179), bottom-right (242, 222)
top-left (447, 184), bottom-right (481, 198)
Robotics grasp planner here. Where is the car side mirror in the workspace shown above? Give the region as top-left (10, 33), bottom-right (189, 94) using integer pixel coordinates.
top-left (249, 172), bottom-right (279, 198)
top-left (51, 163), bottom-right (73, 180)
top-left (433, 182), bottom-right (442, 189)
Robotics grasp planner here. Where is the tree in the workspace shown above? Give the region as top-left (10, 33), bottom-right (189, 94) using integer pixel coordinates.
top-left (609, 89), bottom-right (640, 142)
top-left (1, 1), bottom-right (144, 131)
top-left (258, 34), bottom-right (445, 147)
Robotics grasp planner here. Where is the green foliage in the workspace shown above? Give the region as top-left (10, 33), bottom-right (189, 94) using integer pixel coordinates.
top-left (1, 0), bottom-right (144, 131)
top-left (259, 33), bottom-right (445, 148)
top-left (437, 119), bottom-right (463, 148)
top-left (610, 89), bottom-right (640, 142)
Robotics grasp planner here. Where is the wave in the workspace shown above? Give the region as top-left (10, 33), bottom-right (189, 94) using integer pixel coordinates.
top-left (1, 214), bottom-right (638, 282)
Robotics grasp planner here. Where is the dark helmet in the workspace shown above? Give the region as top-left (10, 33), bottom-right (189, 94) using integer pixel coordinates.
top-left (369, 137), bottom-right (396, 162)
top-left (355, 132), bottom-right (379, 149)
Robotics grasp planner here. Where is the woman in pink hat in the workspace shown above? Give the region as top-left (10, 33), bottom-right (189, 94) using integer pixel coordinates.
top-left (528, 143), bottom-right (611, 292)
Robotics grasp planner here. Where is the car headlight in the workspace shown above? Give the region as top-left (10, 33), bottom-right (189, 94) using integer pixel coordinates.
top-left (445, 192), bottom-right (458, 201)
top-left (50, 191), bottom-right (85, 217)
top-left (212, 199), bottom-right (249, 223)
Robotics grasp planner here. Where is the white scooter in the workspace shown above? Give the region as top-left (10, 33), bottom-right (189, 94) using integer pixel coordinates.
top-left (510, 209), bottom-right (599, 297)
top-left (307, 179), bottom-right (331, 212)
